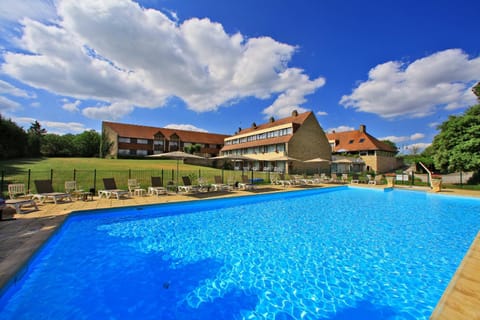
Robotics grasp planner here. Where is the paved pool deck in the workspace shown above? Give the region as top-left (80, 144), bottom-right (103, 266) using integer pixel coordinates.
top-left (0, 183), bottom-right (478, 319)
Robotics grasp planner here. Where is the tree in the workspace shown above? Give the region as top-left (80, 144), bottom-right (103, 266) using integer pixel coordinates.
top-left (0, 114), bottom-right (28, 159)
top-left (431, 104), bottom-right (480, 173)
top-left (74, 130), bottom-right (101, 157)
top-left (27, 120), bottom-right (46, 157)
top-left (41, 134), bottom-right (76, 156)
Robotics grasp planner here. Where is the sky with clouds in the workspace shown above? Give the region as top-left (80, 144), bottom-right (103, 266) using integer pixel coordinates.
top-left (0, 0), bottom-right (479, 153)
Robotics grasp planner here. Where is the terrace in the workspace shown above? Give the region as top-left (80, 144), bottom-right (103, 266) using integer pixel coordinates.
top-left (0, 183), bottom-right (478, 319)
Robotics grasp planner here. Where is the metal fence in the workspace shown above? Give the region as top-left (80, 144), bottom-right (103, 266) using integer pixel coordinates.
top-left (0, 168), bottom-right (276, 198)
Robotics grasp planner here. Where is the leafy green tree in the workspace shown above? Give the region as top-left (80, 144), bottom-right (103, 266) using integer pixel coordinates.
top-left (0, 114), bottom-right (28, 159)
top-left (41, 134), bottom-right (76, 157)
top-left (431, 104), bottom-right (480, 173)
top-left (74, 130), bottom-right (101, 157)
top-left (27, 120), bottom-right (46, 157)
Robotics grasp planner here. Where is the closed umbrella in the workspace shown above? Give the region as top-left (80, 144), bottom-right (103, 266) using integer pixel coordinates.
top-left (147, 151), bottom-right (205, 186)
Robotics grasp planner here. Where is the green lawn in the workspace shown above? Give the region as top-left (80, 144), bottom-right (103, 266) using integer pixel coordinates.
top-left (0, 157), bottom-right (270, 195)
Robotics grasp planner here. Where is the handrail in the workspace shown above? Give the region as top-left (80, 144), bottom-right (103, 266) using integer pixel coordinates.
top-left (418, 161), bottom-right (433, 188)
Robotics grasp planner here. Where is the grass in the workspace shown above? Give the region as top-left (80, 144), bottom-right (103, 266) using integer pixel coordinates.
top-left (0, 157), bottom-right (271, 196)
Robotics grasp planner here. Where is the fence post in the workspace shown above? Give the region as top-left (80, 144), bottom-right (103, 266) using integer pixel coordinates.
top-left (93, 169), bottom-right (97, 192)
top-left (50, 169), bottom-right (53, 182)
top-left (161, 169), bottom-right (164, 186)
top-left (73, 168), bottom-right (76, 181)
top-left (198, 169), bottom-right (201, 178)
top-left (27, 169), bottom-right (31, 193)
top-left (0, 170), bottom-right (4, 196)
top-left (128, 169), bottom-right (131, 179)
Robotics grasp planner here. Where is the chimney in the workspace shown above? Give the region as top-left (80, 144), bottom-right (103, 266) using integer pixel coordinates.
top-left (238, 127), bottom-right (242, 133)
top-left (291, 110), bottom-right (298, 117)
top-left (252, 122), bottom-right (257, 129)
top-left (269, 116), bottom-right (275, 123)
top-left (359, 124), bottom-right (366, 133)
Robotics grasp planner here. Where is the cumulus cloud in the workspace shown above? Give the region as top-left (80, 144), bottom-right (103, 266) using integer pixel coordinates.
top-left (42, 120), bottom-right (87, 134)
top-left (316, 111), bottom-right (328, 116)
top-left (380, 133), bottom-right (425, 144)
top-left (326, 125), bottom-right (354, 133)
top-left (82, 102), bottom-right (134, 121)
top-left (164, 124), bottom-right (208, 132)
top-left (340, 49), bottom-right (480, 118)
top-left (0, 96), bottom-right (21, 112)
top-left (0, 0), bottom-right (56, 24)
top-left (1, 0), bottom-right (324, 120)
top-left (0, 80), bottom-right (34, 98)
top-left (62, 99), bottom-right (81, 112)
top-left (13, 116), bottom-right (88, 134)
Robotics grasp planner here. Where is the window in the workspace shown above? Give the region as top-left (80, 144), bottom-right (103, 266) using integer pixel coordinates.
top-left (118, 149), bottom-right (129, 155)
top-left (119, 137), bottom-right (130, 143)
top-left (359, 138), bottom-right (365, 143)
top-left (136, 150), bottom-right (148, 156)
top-left (137, 139), bottom-right (148, 144)
top-left (348, 139), bottom-right (354, 144)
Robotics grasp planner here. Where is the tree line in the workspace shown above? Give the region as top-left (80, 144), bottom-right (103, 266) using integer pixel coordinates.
top-left (0, 116), bottom-right (101, 159)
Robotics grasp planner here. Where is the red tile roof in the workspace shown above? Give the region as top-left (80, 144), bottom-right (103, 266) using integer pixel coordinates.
top-left (236, 111), bottom-right (311, 135)
top-left (326, 126), bottom-right (397, 153)
top-left (103, 121), bottom-right (229, 145)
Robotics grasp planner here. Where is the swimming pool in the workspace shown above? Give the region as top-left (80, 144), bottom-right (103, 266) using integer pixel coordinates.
top-left (0, 187), bottom-right (479, 319)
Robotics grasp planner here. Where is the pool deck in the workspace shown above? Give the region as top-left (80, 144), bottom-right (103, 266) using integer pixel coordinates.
top-left (0, 183), bottom-right (479, 319)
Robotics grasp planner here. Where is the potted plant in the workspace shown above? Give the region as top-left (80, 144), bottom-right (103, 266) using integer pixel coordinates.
top-left (385, 173), bottom-right (396, 187)
top-left (431, 174), bottom-right (442, 192)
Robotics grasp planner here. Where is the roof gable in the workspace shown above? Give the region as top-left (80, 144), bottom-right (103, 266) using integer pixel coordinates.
top-left (326, 128), bottom-right (397, 153)
top-left (103, 122), bottom-right (229, 144)
top-left (235, 111), bottom-right (312, 136)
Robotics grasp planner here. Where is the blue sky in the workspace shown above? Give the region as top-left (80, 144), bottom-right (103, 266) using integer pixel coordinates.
top-left (0, 0), bottom-right (479, 153)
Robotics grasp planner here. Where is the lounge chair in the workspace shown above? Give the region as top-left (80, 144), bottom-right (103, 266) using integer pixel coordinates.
top-left (98, 178), bottom-right (130, 199)
top-left (5, 199), bottom-right (38, 214)
top-left (148, 177), bottom-right (167, 196)
top-left (65, 180), bottom-right (92, 200)
top-left (33, 180), bottom-right (73, 204)
top-left (276, 173), bottom-right (293, 187)
top-left (178, 176), bottom-right (199, 193)
top-left (8, 183), bottom-right (31, 199)
top-left (212, 175), bottom-right (231, 191)
top-left (128, 179), bottom-right (146, 196)
top-left (238, 175), bottom-right (257, 190)
top-left (351, 174), bottom-right (360, 184)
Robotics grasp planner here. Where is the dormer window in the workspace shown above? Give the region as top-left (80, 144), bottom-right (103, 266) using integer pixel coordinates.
top-left (359, 138), bottom-right (365, 143)
top-left (348, 139), bottom-right (354, 144)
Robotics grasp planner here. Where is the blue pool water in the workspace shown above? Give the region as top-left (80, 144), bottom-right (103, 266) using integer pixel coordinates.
top-left (1, 187), bottom-right (479, 319)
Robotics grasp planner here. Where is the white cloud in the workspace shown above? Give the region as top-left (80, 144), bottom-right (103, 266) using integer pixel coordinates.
top-left (0, 80), bottom-right (34, 98)
top-left (380, 133), bottom-right (425, 144)
top-left (82, 102), bottom-right (134, 121)
top-left (380, 135), bottom-right (409, 143)
top-left (1, 0), bottom-right (325, 120)
top-left (340, 49), bottom-right (480, 118)
top-left (327, 125), bottom-right (354, 133)
top-left (62, 99), bottom-right (81, 112)
top-left (0, 0), bottom-right (57, 24)
top-left (409, 133), bottom-right (425, 141)
top-left (0, 95), bottom-right (21, 111)
top-left (316, 111), bottom-right (328, 116)
top-left (164, 124), bottom-right (208, 132)
top-left (12, 116), bottom-right (87, 134)
top-left (402, 142), bottom-right (431, 154)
